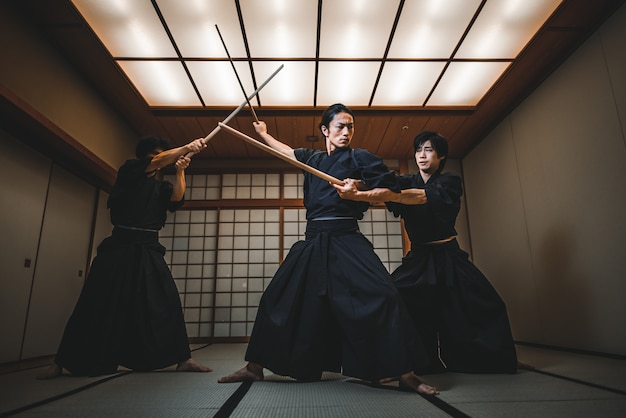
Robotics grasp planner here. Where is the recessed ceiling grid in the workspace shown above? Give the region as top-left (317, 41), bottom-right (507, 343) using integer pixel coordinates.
top-left (69, 0), bottom-right (562, 109)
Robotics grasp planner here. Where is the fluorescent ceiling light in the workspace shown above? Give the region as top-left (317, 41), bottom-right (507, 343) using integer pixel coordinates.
top-left (71, 0), bottom-right (563, 108)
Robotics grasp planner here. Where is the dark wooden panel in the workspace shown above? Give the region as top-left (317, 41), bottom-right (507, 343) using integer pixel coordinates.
top-left (211, 116), bottom-right (255, 159)
top-left (231, 115), bottom-right (270, 158)
top-left (357, 115), bottom-right (390, 156)
top-left (195, 115), bottom-right (228, 157)
top-left (424, 114), bottom-right (471, 158)
top-left (382, 114), bottom-right (431, 159)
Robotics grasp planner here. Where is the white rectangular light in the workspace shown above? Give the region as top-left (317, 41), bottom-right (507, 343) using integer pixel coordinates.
top-left (187, 61), bottom-right (256, 107)
top-left (117, 61), bottom-right (202, 106)
top-left (456, 0), bottom-right (563, 58)
top-left (71, 0), bottom-right (562, 110)
top-left (240, 0), bottom-right (318, 58)
top-left (317, 62), bottom-right (381, 106)
top-left (71, 0), bottom-right (176, 57)
top-left (373, 62), bottom-right (446, 106)
top-left (427, 62), bottom-right (511, 106)
top-left (320, 0), bottom-right (400, 58)
top-left (251, 62), bottom-right (316, 106)
top-left (388, 0), bottom-right (481, 58)
top-left (157, 0), bottom-right (246, 58)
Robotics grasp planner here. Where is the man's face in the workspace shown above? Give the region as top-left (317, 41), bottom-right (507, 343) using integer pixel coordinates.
top-left (322, 112), bottom-right (354, 153)
top-left (415, 140), bottom-right (444, 174)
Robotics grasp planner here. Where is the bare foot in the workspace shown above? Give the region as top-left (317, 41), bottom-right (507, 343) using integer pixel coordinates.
top-left (36, 364), bottom-right (62, 380)
top-left (218, 363), bottom-right (264, 383)
top-left (176, 358), bottom-right (212, 373)
top-left (399, 372), bottom-right (439, 395)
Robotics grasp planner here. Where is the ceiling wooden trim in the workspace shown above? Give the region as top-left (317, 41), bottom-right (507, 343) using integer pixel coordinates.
top-left (0, 83), bottom-right (117, 191)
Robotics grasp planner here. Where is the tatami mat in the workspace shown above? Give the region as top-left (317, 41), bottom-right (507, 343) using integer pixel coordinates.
top-left (233, 378), bottom-right (449, 418)
top-left (0, 367), bottom-right (124, 416)
top-left (425, 371), bottom-right (625, 417)
top-left (516, 345), bottom-right (626, 392)
top-left (1, 343), bottom-right (624, 417)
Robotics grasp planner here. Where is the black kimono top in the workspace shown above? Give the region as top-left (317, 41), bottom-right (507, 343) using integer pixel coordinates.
top-left (386, 172), bottom-right (462, 244)
top-left (107, 158), bottom-right (184, 230)
top-left (294, 147), bottom-right (400, 220)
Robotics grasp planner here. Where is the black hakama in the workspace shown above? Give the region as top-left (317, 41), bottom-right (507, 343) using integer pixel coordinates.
top-left (245, 147), bottom-right (430, 381)
top-left (54, 158), bottom-right (191, 375)
top-left (55, 228), bottom-right (191, 375)
top-left (246, 220), bottom-right (427, 381)
top-left (388, 172), bottom-right (517, 374)
top-left (392, 240), bottom-right (517, 373)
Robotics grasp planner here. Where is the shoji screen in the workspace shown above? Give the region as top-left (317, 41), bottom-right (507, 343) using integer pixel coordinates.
top-left (358, 209), bottom-right (404, 273)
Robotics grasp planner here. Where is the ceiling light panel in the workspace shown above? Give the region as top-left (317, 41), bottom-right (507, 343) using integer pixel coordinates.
top-left (187, 61), bottom-right (256, 106)
top-left (156, 0), bottom-right (245, 57)
top-left (117, 61), bottom-right (202, 106)
top-left (240, 0), bottom-right (318, 58)
top-left (373, 62), bottom-right (446, 106)
top-left (71, 0), bottom-right (176, 57)
top-left (71, 0), bottom-right (562, 109)
top-left (320, 0), bottom-right (400, 58)
top-left (456, 0), bottom-right (563, 58)
top-left (427, 61), bottom-right (511, 106)
top-left (388, 0), bottom-right (481, 59)
top-left (317, 62), bottom-right (381, 106)
top-left (251, 62), bottom-right (316, 106)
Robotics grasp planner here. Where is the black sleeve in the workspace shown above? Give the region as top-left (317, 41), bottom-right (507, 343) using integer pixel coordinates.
top-left (386, 173), bottom-right (462, 218)
top-left (294, 148), bottom-right (315, 165)
top-left (423, 173), bottom-right (463, 211)
top-left (352, 149), bottom-right (400, 192)
top-left (168, 196), bottom-right (185, 212)
top-left (116, 158), bottom-right (151, 182)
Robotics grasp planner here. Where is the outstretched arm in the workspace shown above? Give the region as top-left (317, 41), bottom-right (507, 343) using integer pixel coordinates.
top-left (253, 121), bottom-right (296, 159)
top-left (333, 178), bottom-right (427, 205)
top-left (146, 138), bottom-right (206, 173)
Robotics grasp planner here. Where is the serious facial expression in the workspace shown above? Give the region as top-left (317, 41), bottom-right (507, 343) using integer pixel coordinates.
top-left (415, 140), bottom-right (445, 174)
top-left (322, 112), bottom-right (354, 153)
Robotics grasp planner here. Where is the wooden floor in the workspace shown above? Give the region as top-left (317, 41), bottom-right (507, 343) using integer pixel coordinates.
top-left (1, 343), bottom-right (625, 417)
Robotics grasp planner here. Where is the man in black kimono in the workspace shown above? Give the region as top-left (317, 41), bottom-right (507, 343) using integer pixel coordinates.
top-left (218, 104), bottom-right (438, 395)
top-left (334, 131), bottom-right (518, 374)
top-left (38, 136), bottom-right (211, 378)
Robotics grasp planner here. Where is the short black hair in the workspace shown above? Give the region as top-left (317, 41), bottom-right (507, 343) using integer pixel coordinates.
top-left (413, 131), bottom-right (448, 172)
top-left (135, 136), bottom-right (172, 159)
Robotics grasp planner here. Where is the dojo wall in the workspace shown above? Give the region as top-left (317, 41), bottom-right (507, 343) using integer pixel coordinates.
top-left (0, 131), bottom-right (94, 363)
top-left (0, 4), bottom-right (126, 363)
top-left (461, 4), bottom-right (626, 356)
